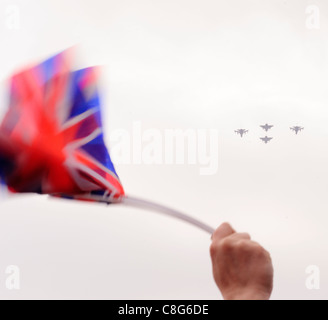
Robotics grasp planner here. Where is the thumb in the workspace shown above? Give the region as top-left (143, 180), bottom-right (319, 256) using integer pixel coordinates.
top-left (212, 222), bottom-right (235, 241)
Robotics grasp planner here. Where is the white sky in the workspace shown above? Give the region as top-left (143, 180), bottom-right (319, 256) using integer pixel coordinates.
top-left (0, 0), bottom-right (327, 299)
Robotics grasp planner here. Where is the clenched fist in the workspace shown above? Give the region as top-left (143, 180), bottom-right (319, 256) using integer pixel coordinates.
top-left (210, 223), bottom-right (273, 300)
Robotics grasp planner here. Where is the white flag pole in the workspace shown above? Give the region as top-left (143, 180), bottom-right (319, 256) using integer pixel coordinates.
top-left (72, 193), bottom-right (215, 235)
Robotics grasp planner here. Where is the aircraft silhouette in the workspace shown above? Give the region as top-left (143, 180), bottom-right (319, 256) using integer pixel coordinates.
top-left (235, 129), bottom-right (248, 137)
top-left (260, 124), bottom-right (274, 132)
top-left (260, 136), bottom-right (273, 144)
top-left (290, 126), bottom-right (304, 135)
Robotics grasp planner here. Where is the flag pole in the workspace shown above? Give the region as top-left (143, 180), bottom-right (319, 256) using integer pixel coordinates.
top-left (120, 196), bottom-right (215, 235)
top-left (73, 193), bottom-right (215, 235)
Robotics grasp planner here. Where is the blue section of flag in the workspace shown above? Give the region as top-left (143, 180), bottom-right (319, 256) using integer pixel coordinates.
top-left (81, 133), bottom-right (118, 177)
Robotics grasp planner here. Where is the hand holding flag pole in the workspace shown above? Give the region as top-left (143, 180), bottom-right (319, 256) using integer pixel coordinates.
top-left (0, 50), bottom-right (215, 235)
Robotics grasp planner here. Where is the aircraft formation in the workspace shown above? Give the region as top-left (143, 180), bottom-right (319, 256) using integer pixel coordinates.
top-left (235, 124), bottom-right (304, 144)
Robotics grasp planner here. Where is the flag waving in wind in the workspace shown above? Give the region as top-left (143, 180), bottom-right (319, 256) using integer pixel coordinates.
top-left (0, 50), bottom-right (124, 201)
top-left (0, 50), bottom-right (213, 235)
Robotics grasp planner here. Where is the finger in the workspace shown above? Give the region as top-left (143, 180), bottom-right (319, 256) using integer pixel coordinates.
top-left (212, 222), bottom-right (235, 241)
top-left (228, 232), bottom-right (251, 241)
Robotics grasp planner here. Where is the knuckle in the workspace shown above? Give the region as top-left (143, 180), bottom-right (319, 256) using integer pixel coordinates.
top-left (235, 240), bottom-right (261, 255)
top-left (220, 238), bottom-right (234, 253)
top-left (263, 249), bottom-right (272, 262)
top-left (221, 222), bottom-right (231, 229)
top-left (252, 244), bottom-right (268, 258)
top-left (236, 239), bottom-right (250, 250)
top-left (264, 248), bottom-right (272, 258)
top-left (243, 233), bottom-right (251, 240)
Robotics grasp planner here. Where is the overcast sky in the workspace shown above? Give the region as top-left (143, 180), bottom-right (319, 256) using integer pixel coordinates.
top-left (0, 0), bottom-right (327, 299)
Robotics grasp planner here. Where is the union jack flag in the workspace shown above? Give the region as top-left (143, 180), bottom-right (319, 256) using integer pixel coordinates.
top-left (0, 50), bottom-right (124, 202)
top-left (0, 50), bottom-right (216, 235)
